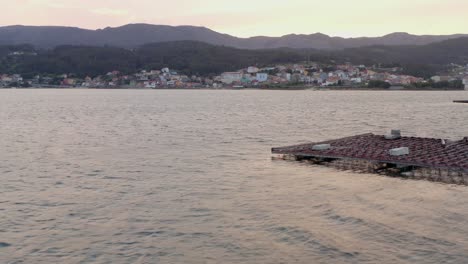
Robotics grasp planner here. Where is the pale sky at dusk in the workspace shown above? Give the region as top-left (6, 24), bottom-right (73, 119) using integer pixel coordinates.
top-left (3, 0), bottom-right (468, 37)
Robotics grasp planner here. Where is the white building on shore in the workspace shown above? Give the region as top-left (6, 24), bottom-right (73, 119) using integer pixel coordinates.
top-left (247, 67), bottom-right (259, 74)
top-left (256, 73), bottom-right (268, 82)
top-left (220, 72), bottom-right (243, 84)
top-left (463, 77), bottom-right (468, 90)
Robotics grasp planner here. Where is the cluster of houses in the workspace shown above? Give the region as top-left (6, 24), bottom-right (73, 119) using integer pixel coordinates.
top-left (443, 63), bottom-right (468, 90)
top-left (80, 68), bottom-right (209, 89)
top-left (1, 63), bottom-right (468, 90)
top-left (0, 74), bottom-right (24, 86)
top-left (218, 64), bottom-right (426, 87)
top-left (432, 75), bottom-right (468, 90)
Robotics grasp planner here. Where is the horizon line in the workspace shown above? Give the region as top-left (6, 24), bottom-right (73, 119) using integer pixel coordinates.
top-left (1, 23), bottom-right (466, 39)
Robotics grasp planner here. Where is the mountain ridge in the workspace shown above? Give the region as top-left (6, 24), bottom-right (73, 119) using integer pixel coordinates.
top-left (0, 24), bottom-right (467, 50)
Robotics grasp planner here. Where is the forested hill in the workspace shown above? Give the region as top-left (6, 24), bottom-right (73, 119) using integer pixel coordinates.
top-left (135, 41), bottom-right (311, 75)
top-left (1, 38), bottom-right (468, 78)
top-left (1, 24), bottom-right (467, 50)
top-left (0, 41), bottom-right (314, 77)
top-left (333, 37), bottom-right (468, 77)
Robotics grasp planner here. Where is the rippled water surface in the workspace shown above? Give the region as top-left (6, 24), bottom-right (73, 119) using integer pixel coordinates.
top-left (1, 89), bottom-right (468, 263)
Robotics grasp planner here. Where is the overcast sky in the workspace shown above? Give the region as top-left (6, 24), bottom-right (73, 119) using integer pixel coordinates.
top-left (3, 0), bottom-right (467, 37)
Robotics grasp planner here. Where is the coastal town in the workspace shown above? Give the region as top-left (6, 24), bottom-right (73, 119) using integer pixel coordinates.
top-left (1, 62), bottom-right (468, 90)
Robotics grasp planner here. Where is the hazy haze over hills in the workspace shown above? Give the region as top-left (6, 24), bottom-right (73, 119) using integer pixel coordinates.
top-left (0, 24), bottom-right (466, 50)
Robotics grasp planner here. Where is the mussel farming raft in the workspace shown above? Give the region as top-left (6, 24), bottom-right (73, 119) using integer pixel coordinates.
top-left (272, 131), bottom-right (468, 185)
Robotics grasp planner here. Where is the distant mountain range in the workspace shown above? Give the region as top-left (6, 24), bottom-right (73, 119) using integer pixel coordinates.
top-left (0, 24), bottom-right (467, 50)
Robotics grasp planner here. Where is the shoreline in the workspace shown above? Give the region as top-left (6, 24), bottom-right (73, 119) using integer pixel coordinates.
top-left (1, 86), bottom-right (466, 91)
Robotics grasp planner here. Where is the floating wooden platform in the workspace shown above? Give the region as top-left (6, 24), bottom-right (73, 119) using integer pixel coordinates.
top-left (454, 100), bottom-right (468, 104)
top-left (272, 133), bottom-right (468, 185)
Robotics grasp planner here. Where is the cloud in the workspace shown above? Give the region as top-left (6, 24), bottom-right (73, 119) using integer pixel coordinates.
top-left (91, 8), bottom-right (129, 16)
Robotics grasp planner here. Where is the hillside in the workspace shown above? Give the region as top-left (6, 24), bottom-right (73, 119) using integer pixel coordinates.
top-left (135, 41), bottom-right (312, 75)
top-left (0, 24), bottom-right (466, 50)
top-left (334, 37), bottom-right (468, 77)
top-left (0, 41), bottom-right (313, 77)
top-left (1, 38), bottom-right (468, 78)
